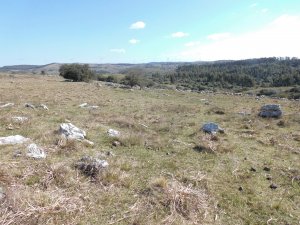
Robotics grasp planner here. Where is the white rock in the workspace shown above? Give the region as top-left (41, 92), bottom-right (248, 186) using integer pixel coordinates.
top-left (0, 103), bottom-right (14, 108)
top-left (39, 104), bottom-right (49, 110)
top-left (79, 103), bottom-right (99, 109)
top-left (79, 103), bottom-right (88, 108)
top-left (25, 103), bottom-right (35, 109)
top-left (0, 135), bottom-right (30, 145)
top-left (11, 116), bottom-right (29, 123)
top-left (26, 143), bottom-right (46, 159)
top-left (107, 129), bottom-right (120, 137)
top-left (59, 123), bottom-right (86, 140)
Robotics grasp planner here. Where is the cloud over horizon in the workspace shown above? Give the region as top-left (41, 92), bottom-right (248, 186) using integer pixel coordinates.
top-left (170, 15), bottom-right (300, 61)
top-left (130, 21), bottom-right (146, 29)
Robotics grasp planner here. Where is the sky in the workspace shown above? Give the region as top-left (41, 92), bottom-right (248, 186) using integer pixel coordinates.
top-left (0, 0), bottom-right (300, 66)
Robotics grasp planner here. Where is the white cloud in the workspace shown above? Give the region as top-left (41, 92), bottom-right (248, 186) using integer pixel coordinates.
top-left (207, 32), bottom-right (231, 41)
top-left (110, 48), bottom-right (126, 54)
top-left (129, 39), bottom-right (140, 44)
top-left (170, 15), bottom-right (300, 61)
top-left (171, 32), bottom-right (189, 38)
top-left (130, 21), bottom-right (146, 29)
top-left (261, 8), bottom-right (269, 13)
top-left (250, 3), bottom-right (258, 8)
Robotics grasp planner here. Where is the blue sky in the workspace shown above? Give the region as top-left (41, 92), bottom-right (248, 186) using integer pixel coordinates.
top-left (0, 0), bottom-right (300, 66)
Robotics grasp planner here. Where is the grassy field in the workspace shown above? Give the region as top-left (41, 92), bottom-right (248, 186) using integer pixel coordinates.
top-left (0, 74), bottom-right (299, 225)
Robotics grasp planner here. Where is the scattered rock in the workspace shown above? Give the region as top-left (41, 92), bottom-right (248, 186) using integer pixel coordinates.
top-left (25, 103), bottom-right (48, 110)
top-left (263, 167), bottom-right (271, 172)
top-left (79, 103), bottom-right (99, 109)
top-left (250, 167), bottom-right (257, 172)
top-left (11, 116), bottom-right (29, 124)
top-left (59, 123), bottom-right (86, 140)
top-left (112, 141), bottom-right (121, 147)
top-left (75, 156), bottom-right (108, 177)
top-left (25, 103), bottom-right (35, 109)
top-left (202, 122), bottom-right (224, 134)
top-left (269, 183), bottom-right (278, 189)
top-left (0, 135), bottom-right (30, 145)
top-left (26, 143), bottom-right (46, 159)
top-left (79, 103), bottom-right (88, 108)
top-left (0, 103), bottom-right (14, 108)
top-left (238, 186), bottom-right (243, 191)
top-left (107, 129), bottom-right (120, 137)
top-left (259, 104), bottom-right (282, 118)
top-left (38, 104), bottom-right (49, 110)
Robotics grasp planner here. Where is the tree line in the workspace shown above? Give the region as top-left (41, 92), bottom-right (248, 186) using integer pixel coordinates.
top-left (154, 57), bottom-right (300, 91)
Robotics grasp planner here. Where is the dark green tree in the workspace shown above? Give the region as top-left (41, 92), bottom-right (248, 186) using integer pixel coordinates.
top-left (59, 64), bottom-right (94, 82)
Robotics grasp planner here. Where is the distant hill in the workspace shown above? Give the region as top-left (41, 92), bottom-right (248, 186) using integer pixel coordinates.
top-left (0, 62), bottom-right (210, 75)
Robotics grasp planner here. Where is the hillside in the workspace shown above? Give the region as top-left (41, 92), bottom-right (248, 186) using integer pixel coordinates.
top-left (0, 62), bottom-right (200, 75)
top-left (0, 75), bottom-right (299, 224)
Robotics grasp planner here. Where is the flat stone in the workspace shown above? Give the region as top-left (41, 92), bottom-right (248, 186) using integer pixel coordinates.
top-left (0, 135), bottom-right (30, 145)
top-left (259, 104), bottom-right (282, 118)
top-left (26, 143), bottom-right (46, 159)
top-left (202, 122), bottom-right (224, 134)
top-left (59, 123), bottom-right (86, 140)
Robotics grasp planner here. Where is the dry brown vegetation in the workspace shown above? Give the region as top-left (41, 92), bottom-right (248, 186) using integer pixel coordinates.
top-left (0, 74), bottom-right (299, 224)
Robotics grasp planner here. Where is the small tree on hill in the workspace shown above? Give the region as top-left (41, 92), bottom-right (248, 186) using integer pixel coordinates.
top-left (59, 64), bottom-right (94, 82)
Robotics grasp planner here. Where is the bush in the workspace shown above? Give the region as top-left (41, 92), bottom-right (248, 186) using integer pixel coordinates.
top-left (59, 64), bottom-right (94, 82)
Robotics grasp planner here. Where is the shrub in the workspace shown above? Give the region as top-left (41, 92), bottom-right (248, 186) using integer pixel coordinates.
top-left (59, 64), bottom-right (94, 82)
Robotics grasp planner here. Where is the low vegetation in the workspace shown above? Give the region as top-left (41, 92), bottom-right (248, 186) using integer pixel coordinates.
top-left (0, 74), bottom-right (299, 224)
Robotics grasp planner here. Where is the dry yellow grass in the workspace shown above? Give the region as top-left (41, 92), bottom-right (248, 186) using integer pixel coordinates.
top-left (0, 74), bottom-right (299, 224)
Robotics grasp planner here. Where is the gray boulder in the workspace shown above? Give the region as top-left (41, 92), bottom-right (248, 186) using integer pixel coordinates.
top-left (202, 122), bottom-right (224, 134)
top-left (59, 123), bottom-right (86, 140)
top-left (259, 104), bottom-right (282, 118)
top-left (0, 135), bottom-right (30, 145)
top-left (26, 143), bottom-right (46, 159)
top-left (75, 156), bottom-right (108, 177)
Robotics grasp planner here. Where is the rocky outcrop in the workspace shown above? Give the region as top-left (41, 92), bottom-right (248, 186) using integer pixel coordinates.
top-left (259, 104), bottom-right (282, 118)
